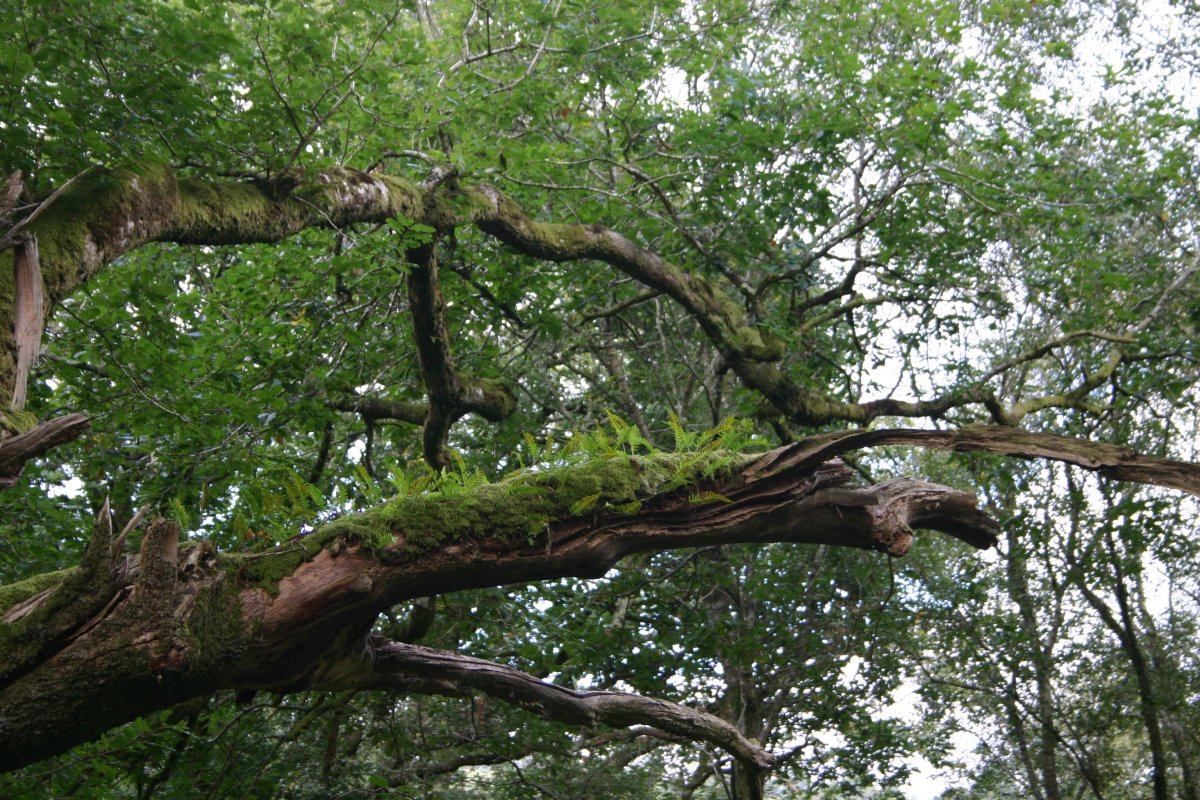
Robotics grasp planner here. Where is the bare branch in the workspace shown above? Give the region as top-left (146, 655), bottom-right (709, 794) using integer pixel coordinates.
top-left (319, 637), bottom-right (776, 771)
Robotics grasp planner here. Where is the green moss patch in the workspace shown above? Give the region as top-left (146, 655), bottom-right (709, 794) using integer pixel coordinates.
top-left (316, 450), bottom-right (752, 559)
top-left (224, 450), bottom-right (751, 593)
top-left (0, 567), bottom-right (74, 617)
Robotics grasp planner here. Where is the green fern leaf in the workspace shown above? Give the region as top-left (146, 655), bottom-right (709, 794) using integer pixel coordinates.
top-left (569, 492), bottom-right (602, 516)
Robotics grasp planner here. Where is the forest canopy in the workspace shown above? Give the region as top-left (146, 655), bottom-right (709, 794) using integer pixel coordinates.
top-left (2, 0), bottom-right (1200, 798)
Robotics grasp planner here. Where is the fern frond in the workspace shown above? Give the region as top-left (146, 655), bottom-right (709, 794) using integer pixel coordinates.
top-left (169, 497), bottom-right (192, 531)
top-left (667, 410), bottom-right (694, 452)
top-left (689, 491), bottom-right (733, 505)
top-left (569, 492), bottom-right (602, 516)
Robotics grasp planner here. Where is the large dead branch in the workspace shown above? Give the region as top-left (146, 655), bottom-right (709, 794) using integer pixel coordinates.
top-left (0, 413), bottom-right (90, 487)
top-left (0, 442), bottom-right (997, 770)
top-left (763, 426), bottom-right (1200, 497)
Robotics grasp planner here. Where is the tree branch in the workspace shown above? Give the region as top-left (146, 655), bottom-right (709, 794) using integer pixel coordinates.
top-left (766, 425), bottom-right (1200, 497)
top-left (0, 164), bottom-right (1099, 431)
top-left (317, 636), bottom-right (775, 771)
top-left (0, 413), bottom-right (90, 488)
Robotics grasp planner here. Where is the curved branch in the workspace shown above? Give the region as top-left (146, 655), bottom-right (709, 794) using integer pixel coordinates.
top-left (1, 164), bottom-right (1097, 431)
top-left (318, 637), bottom-right (775, 770)
top-left (757, 426), bottom-right (1200, 497)
top-left (466, 183), bottom-right (1023, 428)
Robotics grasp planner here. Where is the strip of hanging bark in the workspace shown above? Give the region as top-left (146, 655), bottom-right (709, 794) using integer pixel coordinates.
top-left (10, 234), bottom-right (43, 411)
top-left (0, 412), bottom-right (90, 487)
top-left (316, 636), bottom-right (776, 771)
top-left (743, 426), bottom-right (1200, 497)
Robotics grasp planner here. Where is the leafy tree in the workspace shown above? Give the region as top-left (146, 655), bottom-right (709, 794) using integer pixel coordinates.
top-left (1, 0), bottom-right (1199, 797)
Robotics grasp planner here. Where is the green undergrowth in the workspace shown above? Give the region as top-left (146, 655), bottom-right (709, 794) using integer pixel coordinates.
top-left (230, 414), bottom-right (766, 592)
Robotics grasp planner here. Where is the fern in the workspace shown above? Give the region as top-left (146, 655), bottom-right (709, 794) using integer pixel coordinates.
top-left (667, 410), bottom-right (695, 451)
top-left (518, 431), bottom-right (542, 468)
top-left (610, 499), bottom-right (642, 514)
top-left (689, 491), bottom-right (733, 505)
top-left (569, 492), bottom-right (602, 516)
top-left (353, 463), bottom-right (382, 504)
top-left (169, 497), bottom-right (193, 531)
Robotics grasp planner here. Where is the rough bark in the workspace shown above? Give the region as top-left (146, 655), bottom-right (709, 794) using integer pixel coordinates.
top-left (0, 443), bottom-right (999, 771)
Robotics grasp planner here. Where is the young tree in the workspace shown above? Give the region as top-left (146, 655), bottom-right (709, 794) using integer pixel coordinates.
top-left (2, 0), bottom-right (1198, 796)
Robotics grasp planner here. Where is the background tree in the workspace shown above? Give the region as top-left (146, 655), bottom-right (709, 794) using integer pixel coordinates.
top-left (1, 0), bottom-right (1199, 797)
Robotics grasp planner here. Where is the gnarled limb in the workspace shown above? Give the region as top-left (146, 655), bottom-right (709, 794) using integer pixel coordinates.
top-left (0, 163), bottom-right (1131, 433)
top-left (316, 636), bottom-right (775, 771)
top-left (405, 241), bottom-right (517, 467)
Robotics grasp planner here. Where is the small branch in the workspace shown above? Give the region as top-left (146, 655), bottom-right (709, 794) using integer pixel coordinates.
top-left (980, 329), bottom-right (1136, 384)
top-left (0, 413), bottom-right (91, 488)
top-left (582, 289), bottom-right (661, 321)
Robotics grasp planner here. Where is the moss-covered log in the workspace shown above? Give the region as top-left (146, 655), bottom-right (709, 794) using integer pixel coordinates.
top-left (0, 444), bottom-right (999, 771)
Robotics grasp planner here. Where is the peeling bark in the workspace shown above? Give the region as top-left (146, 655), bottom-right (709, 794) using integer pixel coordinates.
top-left (10, 234), bottom-right (42, 411)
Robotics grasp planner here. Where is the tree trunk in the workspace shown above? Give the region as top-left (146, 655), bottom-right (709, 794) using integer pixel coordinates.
top-left (1004, 524), bottom-right (1062, 800)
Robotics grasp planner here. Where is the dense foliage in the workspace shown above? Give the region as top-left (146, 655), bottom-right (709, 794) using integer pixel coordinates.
top-left (2, 0), bottom-right (1199, 797)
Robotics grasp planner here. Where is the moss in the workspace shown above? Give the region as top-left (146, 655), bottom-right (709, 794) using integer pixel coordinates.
top-left (29, 162), bottom-right (180, 299)
top-left (222, 451), bottom-right (752, 593)
top-left (732, 325), bottom-right (786, 361)
top-left (315, 450), bottom-right (752, 560)
top-left (0, 566), bottom-right (86, 665)
top-left (0, 567), bottom-right (74, 616)
top-left (0, 409), bottom-right (37, 434)
top-left (180, 572), bottom-right (246, 667)
top-left (217, 522), bottom-right (348, 595)
top-left (174, 176), bottom-right (310, 244)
